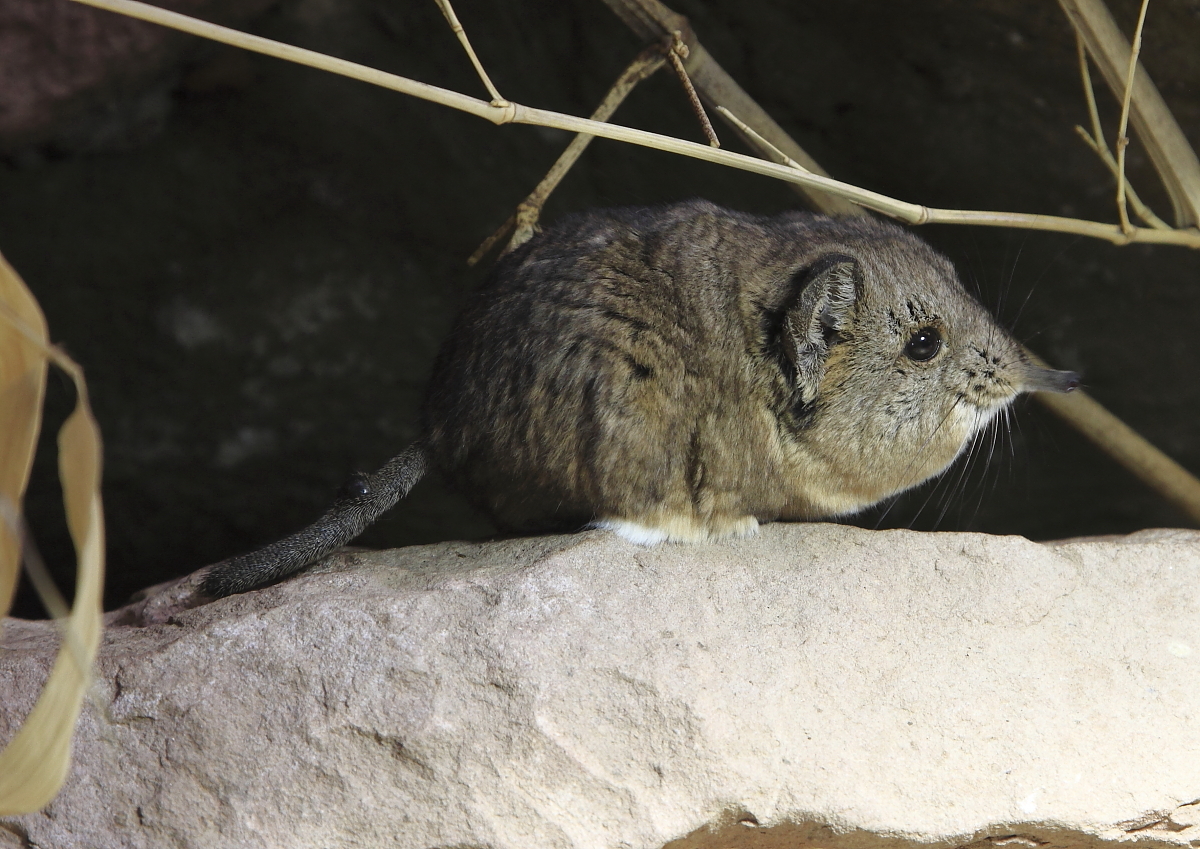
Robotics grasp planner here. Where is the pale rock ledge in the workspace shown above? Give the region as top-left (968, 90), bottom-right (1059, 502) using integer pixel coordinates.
top-left (1, 523), bottom-right (1198, 849)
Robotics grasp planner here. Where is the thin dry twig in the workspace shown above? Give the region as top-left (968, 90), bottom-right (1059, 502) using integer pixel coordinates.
top-left (1073, 34), bottom-right (1168, 229)
top-left (468, 44), bottom-right (668, 265)
top-left (1058, 0), bottom-right (1200, 227)
top-left (1077, 33), bottom-right (1107, 149)
top-left (433, 0), bottom-right (507, 106)
top-left (64, 0), bottom-right (1200, 249)
top-left (55, 0), bottom-right (1200, 523)
top-left (1114, 0), bottom-right (1151, 234)
top-left (1075, 128), bottom-right (1169, 229)
top-left (473, 30), bottom-right (722, 262)
top-left (600, 0), bottom-right (862, 216)
top-left (605, 0), bottom-right (1200, 527)
top-left (1037, 389), bottom-right (1200, 525)
top-left (716, 105), bottom-right (808, 173)
top-left (666, 31), bottom-right (719, 147)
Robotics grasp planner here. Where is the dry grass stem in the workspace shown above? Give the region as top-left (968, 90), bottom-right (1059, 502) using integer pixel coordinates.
top-left (599, 0), bottom-right (863, 215)
top-left (1038, 389), bottom-right (1200, 525)
top-left (1074, 126), bottom-right (1169, 229)
top-left (1114, 0), bottom-right (1152, 234)
top-left (469, 46), bottom-right (668, 265)
top-left (667, 31), bottom-right (719, 147)
top-left (1057, 0), bottom-right (1200, 227)
top-left (715, 106), bottom-right (810, 172)
top-left (64, 0), bottom-right (1200, 249)
top-left (1077, 34), bottom-right (1107, 152)
top-left (1074, 34), bottom-right (1168, 229)
top-left (433, 0), bottom-right (507, 106)
top-left (56, 0), bottom-right (1200, 522)
top-left (8, 519), bottom-right (71, 621)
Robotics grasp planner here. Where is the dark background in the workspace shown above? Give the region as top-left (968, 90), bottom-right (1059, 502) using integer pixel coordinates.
top-left (2, 0), bottom-right (1198, 617)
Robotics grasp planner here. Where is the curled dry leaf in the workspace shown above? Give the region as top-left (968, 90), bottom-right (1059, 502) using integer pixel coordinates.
top-left (0, 251), bottom-right (105, 816)
top-left (0, 254), bottom-right (47, 613)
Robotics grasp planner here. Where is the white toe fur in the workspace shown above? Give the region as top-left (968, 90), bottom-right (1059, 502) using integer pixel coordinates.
top-left (594, 519), bottom-right (669, 545)
top-left (723, 516), bottom-right (760, 538)
top-left (595, 516), bottom-right (759, 545)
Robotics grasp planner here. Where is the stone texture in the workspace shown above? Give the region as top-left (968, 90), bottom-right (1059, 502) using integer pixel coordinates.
top-left (0, 0), bottom-right (276, 152)
top-left (5, 0), bottom-right (1200, 617)
top-left (2, 523), bottom-right (1199, 848)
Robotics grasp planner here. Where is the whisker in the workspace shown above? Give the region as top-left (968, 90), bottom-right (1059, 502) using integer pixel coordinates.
top-left (897, 395), bottom-right (970, 486)
top-left (870, 395), bottom-right (970, 531)
top-left (870, 493), bottom-right (905, 529)
top-left (924, 461), bottom-right (965, 530)
top-left (1012, 235), bottom-right (1083, 331)
top-left (906, 403), bottom-right (984, 531)
top-left (983, 412), bottom-right (1006, 502)
top-left (1010, 403), bottom-right (1025, 459)
top-left (931, 422), bottom-right (986, 529)
top-left (997, 237), bottom-right (1026, 326)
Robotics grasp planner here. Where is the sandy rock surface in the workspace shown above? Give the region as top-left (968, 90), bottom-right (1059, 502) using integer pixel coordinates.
top-left (2, 524), bottom-right (1198, 849)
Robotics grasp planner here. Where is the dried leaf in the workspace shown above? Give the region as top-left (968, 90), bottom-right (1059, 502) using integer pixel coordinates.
top-left (0, 250), bottom-right (105, 816)
top-left (0, 252), bottom-right (48, 615)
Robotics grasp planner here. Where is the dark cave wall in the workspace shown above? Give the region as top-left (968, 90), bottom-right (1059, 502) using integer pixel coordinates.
top-left (1, 0), bottom-right (1198, 615)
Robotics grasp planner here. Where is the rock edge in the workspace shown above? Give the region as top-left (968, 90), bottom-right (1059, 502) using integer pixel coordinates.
top-left (2, 523), bottom-right (1198, 849)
